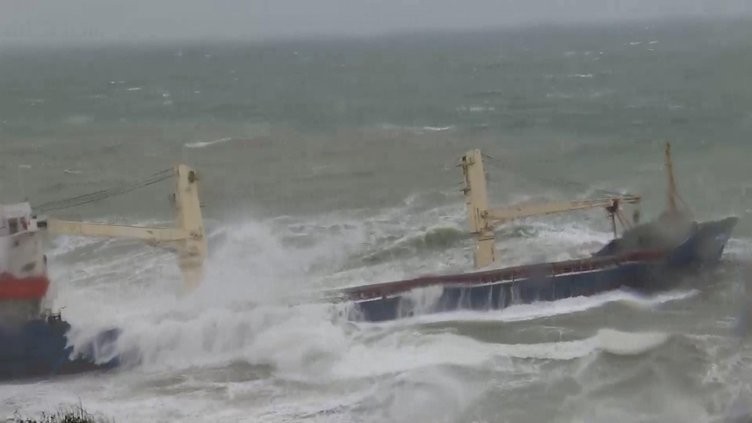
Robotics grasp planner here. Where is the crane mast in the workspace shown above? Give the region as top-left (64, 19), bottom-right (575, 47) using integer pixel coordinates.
top-left (460, 149), bottom-right (641, 269)
top-left (39, 164), bottom-right (206, 291)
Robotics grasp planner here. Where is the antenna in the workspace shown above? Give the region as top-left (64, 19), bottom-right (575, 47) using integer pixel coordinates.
top-left (663, 141), bottom-right (691, 218)
top-left (17, 164), bottom-right (31, 202)
top-left (665, 142), bottom-right (678, 215)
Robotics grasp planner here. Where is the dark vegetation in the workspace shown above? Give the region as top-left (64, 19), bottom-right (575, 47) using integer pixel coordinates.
top-left (10, 404), bottom-right (111, 423)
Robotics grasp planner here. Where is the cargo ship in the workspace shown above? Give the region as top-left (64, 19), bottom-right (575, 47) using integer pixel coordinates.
top-left (0, 165), bottom-right (206, 380)
top-left (0, 143), bottom-right (737, 380)
top-left (326, 144), bottom-right (738, 322)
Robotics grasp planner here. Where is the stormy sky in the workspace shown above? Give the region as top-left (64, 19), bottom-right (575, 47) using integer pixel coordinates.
top-left (2, 0), bottom-right (751, 44)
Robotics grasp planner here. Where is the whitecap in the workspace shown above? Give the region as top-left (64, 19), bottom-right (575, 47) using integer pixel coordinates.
top-left (184, 137), bottom-right (234, 149)
top-left (457, 105), bottom-right (496, 113)
top-left (594, 328), bottom-right (669, 355)
top-left (370, 289), bottom-right (697, 327)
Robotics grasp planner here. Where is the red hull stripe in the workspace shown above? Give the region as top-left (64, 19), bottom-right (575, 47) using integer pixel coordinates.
top-left (0, 273), bottom-right (49, 300)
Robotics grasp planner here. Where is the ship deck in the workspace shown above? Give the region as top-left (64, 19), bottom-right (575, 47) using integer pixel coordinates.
top-left (329, 249), bottom-right (667, 303)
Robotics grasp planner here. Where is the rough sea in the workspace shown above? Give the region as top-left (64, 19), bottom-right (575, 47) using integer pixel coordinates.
top-left (1, 17), bottom-right (752, 423)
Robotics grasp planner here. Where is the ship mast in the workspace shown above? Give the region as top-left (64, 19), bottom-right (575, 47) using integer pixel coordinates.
top-left (665, 142), bottom-right (678, 216)
top-left (661, 140), bottom-right (694, 221)
top-left (460, 149), bottom-right (641, 269)
top-left (460, 149), bottom-right (497, 269)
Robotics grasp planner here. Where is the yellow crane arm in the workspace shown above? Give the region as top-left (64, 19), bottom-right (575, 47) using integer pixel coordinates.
top-left (460, 148), bottom-right (642, 269)
top-left (38, 164), bottom-right (207, 291)
top-left (44, 220), bottom-right (189, 245)
top-left (485, 195), bottom-right (641, 224)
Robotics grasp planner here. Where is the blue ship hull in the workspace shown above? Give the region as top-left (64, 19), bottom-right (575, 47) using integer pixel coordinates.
top-left (348, 217), bottom-right (738, 322)
top-left (0, 316), bottom-right (120, 381)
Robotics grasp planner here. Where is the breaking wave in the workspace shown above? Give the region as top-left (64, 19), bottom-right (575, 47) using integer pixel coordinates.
top-left (68, 292), bottom-right (673, 381)
top-left (52, 203), bottom-right (609, 361)
top-left (39, 189), bottom-right (706, 423)
top-left (328, 328), bottom-right (670, 380)
top-left (373, 288), bottom-right (699, 327)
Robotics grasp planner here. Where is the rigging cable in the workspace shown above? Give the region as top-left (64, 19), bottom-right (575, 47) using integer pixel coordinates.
top-left (481, 153), bottom-right (634, 198)
top-left (32, 168), bottom-right (174, 213)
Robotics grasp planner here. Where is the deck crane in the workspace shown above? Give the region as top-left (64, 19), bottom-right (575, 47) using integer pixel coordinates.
top-left (37, 164), bottom-right (207, 291)
top-left (460, 149), bottom-right (642, 269)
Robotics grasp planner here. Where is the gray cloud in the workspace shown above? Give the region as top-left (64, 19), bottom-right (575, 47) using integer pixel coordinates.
top-left (1, 0), bottom-right (751, 45)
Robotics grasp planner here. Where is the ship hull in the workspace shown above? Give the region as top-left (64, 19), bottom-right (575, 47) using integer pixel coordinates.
top-left (0, 317), bottom-right (120, 381)
top-left (349, 217), bottom-right (738, 322)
